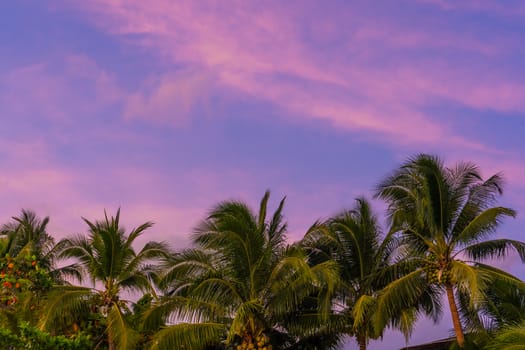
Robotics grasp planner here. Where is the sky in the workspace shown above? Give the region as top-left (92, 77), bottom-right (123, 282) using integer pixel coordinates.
top-left (1, 0), bottom-right (525, 348)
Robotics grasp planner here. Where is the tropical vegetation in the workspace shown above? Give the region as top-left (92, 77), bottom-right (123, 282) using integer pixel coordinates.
top-left (40, 209), bottom-right (170, 350)
top-left (0, 154), bottom-right (524, 350)
top-left (375, 154), bottom-right (525, 347)
top-left (301, 197), bottom-right (430, 350)
top-left (145, 191), bottom-right (340, 350)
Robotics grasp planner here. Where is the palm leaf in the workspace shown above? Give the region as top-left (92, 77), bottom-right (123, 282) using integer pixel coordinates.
top-left (485, 323), bottom-right (525, 350)
top-left (39, 285), bottom-right (93, 331)
top-left (107, 303), bottom-right (140, 350)
top-left (455, 207), bottom-right (516, 246)
top-left (150, 323), bottom-right (226, 350)
top-left (462, 239), bottom-right (525, 262)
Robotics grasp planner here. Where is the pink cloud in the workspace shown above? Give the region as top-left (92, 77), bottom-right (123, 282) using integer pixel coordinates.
top-left (2, 63), bottom-right (72, 121)
top-left (419, 0), bottom-right (525, 17)
top-left (58, 0), bottom-right (525, 153)
top-left (11, 1), bottom-right (518, 259)
top-left (124, 69), bottom-right (215, 124)
top-left (65, 54), bottom-right (122, 105)
top-left (1, 55), bottom-right (122, 123)
top-left (0, 144), bottom-right (250, 246)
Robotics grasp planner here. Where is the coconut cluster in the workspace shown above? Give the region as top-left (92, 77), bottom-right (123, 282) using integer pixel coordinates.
top-left (424, 264), bottom-right (452, 285)
top-left (235, 333), bottom-right (272, 350)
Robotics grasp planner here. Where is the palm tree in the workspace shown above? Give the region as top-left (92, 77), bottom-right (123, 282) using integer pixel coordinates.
top-left (0, 209), bottom-right (80, 283)
top-left (0, 210), bottom-right (81, 329)
top-left (1, 210), bottom-right (53, 266)
top-left (302, 197), bottom-right (430, 350)
top-left (146, 191), bottom-right (339, 350)
top-left (375, 154), bottom-right (525, 348)
top-left (40, 209), bottom-right (170, 350)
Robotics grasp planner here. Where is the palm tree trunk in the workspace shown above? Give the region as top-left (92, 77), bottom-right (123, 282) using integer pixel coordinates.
top-left (357, 335), bottom-right (367, 350)
top-left (108, 337), bottom-right (115, 350)
top-left (445, 284), bottom-right (465, 348)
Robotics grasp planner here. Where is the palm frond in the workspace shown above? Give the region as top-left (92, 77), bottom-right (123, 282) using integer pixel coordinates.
top-left (485, 323), bottom-right (525, 350)
top-left (455, 207), bottom-right (516, 247)
top-left (150, 323), bottom-right (226, 350)
top-left (450, 261), bottom-right (488, 306)
top-left (39, 285), bottom-right (93, 331)
top-left (462, 239), bottom-right (525, 262)
top-left (374, 269), bottom-right (429, 332)
top-left (352, 294), bottom-right (376, 331)
top-left (107, 303), bottom-right (140, 350)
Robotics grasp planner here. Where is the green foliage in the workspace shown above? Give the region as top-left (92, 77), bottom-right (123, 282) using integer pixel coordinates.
top-left (476, 275), bottom-right (525, 330)
top-left (0, 236), bottom-right (55, 329)
top-left (129, 294), bottom-right (157, 349)
top-left (149, 191), bottom-right (340, 350)
top-left (43, 209), bottom-right (170, 350)
top-left (0, 155), bottom-right (523, 350)
top-left (375, 154), bottom-right (525, 347)
top-left (484, 322), bottom-right (525, 349)
top-left (302, 197), bottom-right (408, 349)
top-left (0, 322), bottom-right (92, 350)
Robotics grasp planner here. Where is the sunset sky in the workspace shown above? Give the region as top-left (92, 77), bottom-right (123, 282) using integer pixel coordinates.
top-left (1, 1), bottom-right (525, 348)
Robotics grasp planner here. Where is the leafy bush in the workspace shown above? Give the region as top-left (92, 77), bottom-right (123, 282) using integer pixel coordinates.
top-left (0, 322), bottom-right (92, 349)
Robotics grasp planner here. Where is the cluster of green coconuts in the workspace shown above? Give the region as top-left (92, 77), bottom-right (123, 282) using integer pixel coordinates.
top-left (423, 260), bottom-right (453, 285)
top-left (235, 333), bottom-right (272, 350)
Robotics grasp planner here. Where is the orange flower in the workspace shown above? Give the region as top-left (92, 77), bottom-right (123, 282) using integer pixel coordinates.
top-left (3, 281), bottom-right (12, 288)
top-left (7, 263), bottom-right (14, 269)
top-left (31, 261), bottom-right (36, 266)
top-left (15, 282), bottom-right (20, 289)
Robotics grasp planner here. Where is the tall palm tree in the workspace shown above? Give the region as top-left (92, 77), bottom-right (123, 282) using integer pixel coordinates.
top-left (40, 209), bottom-right (170, 350)
top-left (375, 154), bottom-right (525, 348)
top-left (146, 191), bottom-right (339, 350)
top-left (302, 197), bottom-right (432, 350)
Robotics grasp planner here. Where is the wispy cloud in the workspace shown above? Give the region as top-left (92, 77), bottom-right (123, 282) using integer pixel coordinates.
top-left (59, 0), bottom-right (524, 152)
top-left (124, 69), bottom-right (216, 124)
top-left (418, 0), bottom-right (525, 17)
top-left (1, 54), bottom-right (122, 123)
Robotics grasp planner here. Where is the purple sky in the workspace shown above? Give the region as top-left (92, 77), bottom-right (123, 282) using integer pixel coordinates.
top-left (1, 1), bottom-right (525, 349)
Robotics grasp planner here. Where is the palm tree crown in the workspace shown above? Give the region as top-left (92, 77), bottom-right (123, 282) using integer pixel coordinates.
top-left (1, 210), bottom-right (54, 269)
top-left (147, 191), bottom-right (339, 350)
top-left (375, 154), bottom-right (525, 348)
top-left (303, 197), bottom-right (423, 350)
top-left (42, 209), bottom-right (170, 350)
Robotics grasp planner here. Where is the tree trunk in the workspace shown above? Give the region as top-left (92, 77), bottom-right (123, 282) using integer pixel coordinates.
top-left (357, 335), bottom-right (367, 350)
top-left (445, 284), bottom-right (465, 348)
top-left (108, 338), bottom-right (115, 350)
